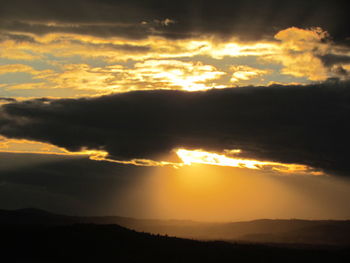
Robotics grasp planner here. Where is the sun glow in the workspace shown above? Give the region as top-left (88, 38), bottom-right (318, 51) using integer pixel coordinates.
top-left (176, 148), bottom-right (322, 175)
top-left (0, 136), bottom-right (322, 175)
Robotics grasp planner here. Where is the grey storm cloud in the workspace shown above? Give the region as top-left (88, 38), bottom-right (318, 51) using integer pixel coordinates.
top-left (1, 81), bottom-right (350, 176)
top-left (0, 0), bottom-right (349, 41)
top-left (0, 97), bottom-right (17, 103)
top-left (0, 33), bottom-right (37, 43)
top-left (0, 152), bottom-right (149, 215)
top-left (319, 54), bottom-right (350, 67)
top-left (317, 54), bottom-right (350, 79)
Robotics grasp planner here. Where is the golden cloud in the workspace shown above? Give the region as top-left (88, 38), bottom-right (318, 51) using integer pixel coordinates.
top-left (0, 136), bottom-right (68, 155)
top-left (0, 136), bottom-right (324, 175)
top-left (1, 27), bottom-right (349, 98)
top-left (130, 60), bottom-right (226, 91)
top-left (229, 65), bottom-right (271, 83)
top-left (8, 60), bottom-right (226, 93)
top-left (0, 32), bottom-right (280, 63)
top-left (263, 27), bottom-right (331, 81)
top-left (0, 136), bottom-right (181, 168)
top-left (176, 148), bottom-right (323, 175)
top-left (0, 64), bottom-right (52, 77)
top-left (0, 64), bottom-right (36, 75)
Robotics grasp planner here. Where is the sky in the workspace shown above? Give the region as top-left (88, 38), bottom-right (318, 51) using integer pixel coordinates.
top-left (0, 0), bottom-right (350, 221)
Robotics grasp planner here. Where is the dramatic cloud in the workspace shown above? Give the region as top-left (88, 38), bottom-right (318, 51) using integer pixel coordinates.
top-left (229, 65), bottom-right (270, 83)
top-left (265, 27), bottom-right (330, 81)
top-left (0, 136), bottom-right (68, 155)
top-left (0, 64), bottom-right (53, 77)
top-left (1, 26), bottom-right (349, 99)
top-left (0, 0), bottom-right (349, 42)
top-left (1, 82), bottom-right (349, 176)
top-left (0, 31), bottom-right (279, 62)
top-left (0, 97), bottom-right (16, 103)
top-left (0, 152), bottom-right (150, 216)
top-left (3, 151), bottom-right (350, 220)
top-left (319, 54), bottom-right (350, 67)
top-left (3, 61), bottom-right (226, 94)
top-left (122, 60), bottom-right (226, 91)
top-left (318, 54), bottom-right (350, 78)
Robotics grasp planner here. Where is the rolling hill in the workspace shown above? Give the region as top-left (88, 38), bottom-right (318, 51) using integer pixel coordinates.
top-left (1, 208), bottom-right (350, 246)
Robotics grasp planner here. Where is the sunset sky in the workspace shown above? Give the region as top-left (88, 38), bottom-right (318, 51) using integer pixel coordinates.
top-left (1, 0), bottom-right (350, 221)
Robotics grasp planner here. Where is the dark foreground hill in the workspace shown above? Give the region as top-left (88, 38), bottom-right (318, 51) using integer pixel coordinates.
top-left (2, 223), bottom-right (350, 263)
top-left (2, 208), bottom-right (350, 246)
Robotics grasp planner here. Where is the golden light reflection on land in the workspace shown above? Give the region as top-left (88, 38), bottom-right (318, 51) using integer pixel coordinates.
top-left (1, 137), bottom-right (342, 221)
top-left (144, 164), bottom-right (332, 221)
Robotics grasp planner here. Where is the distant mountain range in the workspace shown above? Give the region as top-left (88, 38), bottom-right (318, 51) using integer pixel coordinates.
top-left (1, 208), bottom-right (350, 247)
top-left (1, 209), bottom-right (350, 263)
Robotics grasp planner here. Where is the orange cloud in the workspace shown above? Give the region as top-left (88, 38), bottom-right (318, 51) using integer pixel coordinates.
top-left (0, 32), bottom-right (280, 62)
top-left (176, 148), bottom-right (323, 175)
top-left (0, 136), bottom-right (180, 168)
top-left (1, 27), bottom-right (348, 98)
top-left (0, 136), bottom-right (324, 175)
top-left (129, 60), bottom-right (226, 91)
top-left (263, 27), bottom-right (331, 81)
top-left (7, 60), bottom-right (226, 93)
top-left (229, 65), bottom-right (271, 83)
top-left (0, 136), bottom-right (68, 155)
top-left (0, 64), bottom-right (52, 77)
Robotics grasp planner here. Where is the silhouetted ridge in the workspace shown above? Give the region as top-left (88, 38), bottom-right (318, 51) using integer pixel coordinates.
top-left (1, 208), bottom-right (350, 246)
top-left (13, 207), bottom-right (56, 215)
top-left (2, 223), bottom-right (350, 263)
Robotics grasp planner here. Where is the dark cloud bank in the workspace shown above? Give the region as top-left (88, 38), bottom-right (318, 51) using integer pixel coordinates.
top-left (1, 81), bottom-right (350, 176)
top-left (0, 152), bottom-right (149, 215)
top-left (0, 0), bottom-right (349, 41)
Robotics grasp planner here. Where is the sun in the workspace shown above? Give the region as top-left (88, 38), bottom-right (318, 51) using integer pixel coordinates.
top-left (175, 148), bottom-right (320, 175)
